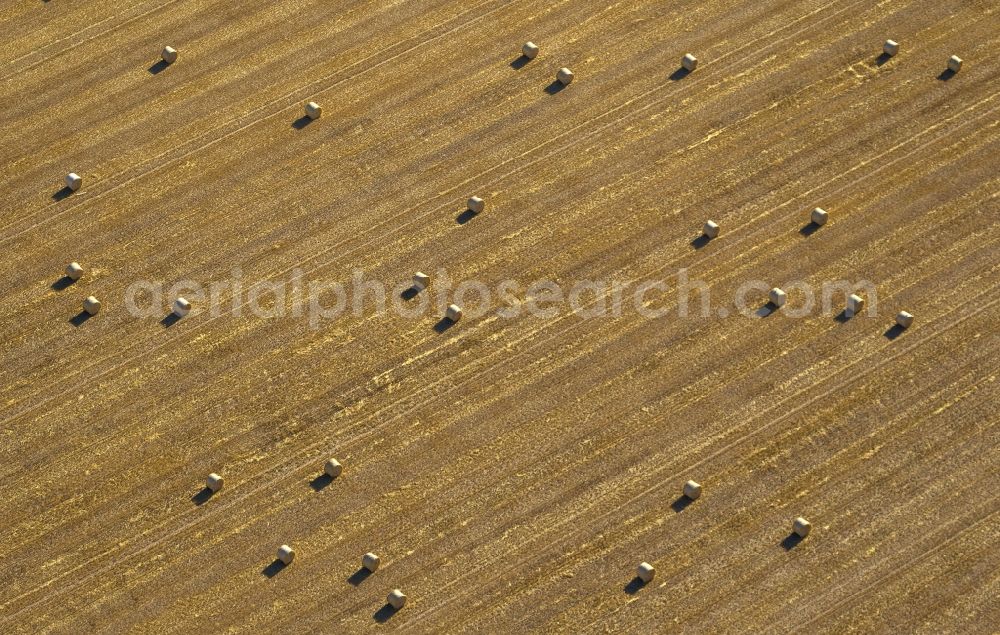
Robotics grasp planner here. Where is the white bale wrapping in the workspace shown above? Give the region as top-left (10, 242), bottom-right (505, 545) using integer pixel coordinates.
top-left (173, 297), bottom-right (191, 317)
top-left (66, 173), bottom-right (82, 192)
top-left (522, 42), bottom-right (539, 59)
top-left (161, 46), bottom-right (178, 64)
top-left (883, 40), bottom-right (899, 56)
top-left (413, 272), bottom-right (430, 291)
top-left (277, 545), bottom-right (295, 565)
top-left (305, 101), bottom-right (322, 120)
top-left (769, 288), bottom-right (787, 307)
top-left (83, 296), bottom-right (101, 315)
top-left (793, 517), bottom-right (812, 538)
top-left (324, 458), bottom-right (343, 478)
top-left (811, 207), bottom-right (828, 225)
top-left (703, 220), bottom-right (719, 239)
top-left (682, 53), bottom-right (698, 71)
top-left (683, 480), bottom-right (702, 500)
top-left (896, 311), bottom-right (914, 328)
top-left (66, 262), bottom-right (84, 281)
top-left (948, 55), bottom-right (963, 73)
top-left (637, 562), bottom-right (655, 583)
top-left (387, 589), bottom-right (407, 609)
top-left (206, 473), bottom-right (224, 493)
top-left (846, 294), bottom-right (864, 316)
top-left (467, 196), bottom-right (485, 214)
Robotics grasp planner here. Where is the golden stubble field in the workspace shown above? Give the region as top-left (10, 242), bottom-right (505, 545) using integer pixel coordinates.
top-left (0, 0), bottom-right (997, 632)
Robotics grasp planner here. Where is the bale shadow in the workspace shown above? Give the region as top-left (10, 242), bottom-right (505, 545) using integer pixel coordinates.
top-left (780, 533), bottom-right (804, 551)
top-left (292, 115), bottom-right (313, 129)
top-left (51, 276), bottom-right (75, 290)
top-left (883, 324), bottom-right (906, 340)
top-left (756, 302), bottom-right (778, 318)
top-left (191, 487), bottom-right (214, 506)
top-left (433, 317), bottom-right (455, 333)
top-left (799, 221), bottom-right (821, 237)
top-left (510, 55), bottom-right (531, 70)
top-left (937, 68), bottom-right (956, 81)
top-left (456, 209), bottom-right (477, 224)
top-left (400, 286), bottom-right (419, 301)
top-left (161, 313), bottom-right (181, 327)
top-left (670, 494), bottom-right (694, 513)
top-left (262, 559), bottom-right (287, 578)
top-left (669, 67), bottom-right (691, 81)
top-left (52, 186), bottom-right (73, 201)
top-left (690, 234), bottom-right (711, 249)
top-left (148, 60), bottom-right (170, 75)
top-left (69, 311), bottom-right (92, 327)
top-left (373, 603), bottom-right (399, 623)
top-left (833, 309), bottom-right (851, 323)
top-left (347, 567), bottom-right (372, 586)
top-left (544, 80), bottom-right (566, 95)
top-left (875, 52), bottom-right (892, 67)
top-left (309, 473), bottom-right (333, 491)
top-left (624, 577), bottom-right (646, 595)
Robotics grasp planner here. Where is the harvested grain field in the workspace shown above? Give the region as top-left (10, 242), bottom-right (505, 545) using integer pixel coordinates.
top-left (1, 0), bottom-right (998, 632)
